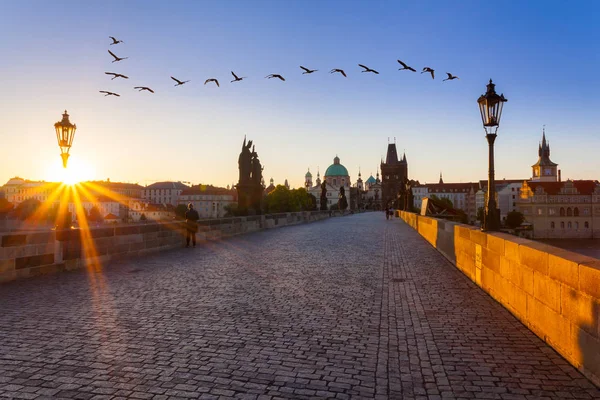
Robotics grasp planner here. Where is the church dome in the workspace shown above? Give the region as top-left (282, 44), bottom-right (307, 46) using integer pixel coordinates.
top-left (305, 170), bottom-right (312, 178)
top-left (324, 156), bottom-right (349, 177)
top-left (365, 175), bottom-right (376, 184)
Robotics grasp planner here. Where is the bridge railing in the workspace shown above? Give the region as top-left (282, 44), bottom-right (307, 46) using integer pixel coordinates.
top-left (0, 210), bottom-right (340, 285)
top-left (396, 210), bottom-right (600, 388)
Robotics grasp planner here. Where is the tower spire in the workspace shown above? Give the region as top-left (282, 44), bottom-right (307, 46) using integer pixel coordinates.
top-left (439, 171), bottom-right (443, 184)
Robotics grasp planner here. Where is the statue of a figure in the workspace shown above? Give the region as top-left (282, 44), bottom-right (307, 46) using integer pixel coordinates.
top-left (338, 186), bottom-right (348, 211)
top-left (320, 180), bottom-right (328, 210)
top-left (251, 146), bottom-right (262, 185)
top-left (238, 138), bottom-right (253, 185)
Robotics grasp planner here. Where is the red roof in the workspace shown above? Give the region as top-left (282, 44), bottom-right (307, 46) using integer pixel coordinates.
top-left (526, 180), bottom-right (599, 195)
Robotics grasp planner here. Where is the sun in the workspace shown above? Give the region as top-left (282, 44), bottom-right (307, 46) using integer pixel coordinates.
top-left (47, 159), bottom-right (94, 185)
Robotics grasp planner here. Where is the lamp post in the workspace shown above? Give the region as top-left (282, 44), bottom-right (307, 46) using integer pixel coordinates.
top-left (54, 110), bottom-right (77, 168)
top-left (478, 80), bottom-right (507, 231)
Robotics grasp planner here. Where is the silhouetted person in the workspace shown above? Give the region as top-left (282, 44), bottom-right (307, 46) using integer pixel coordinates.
top-left (185, 203), bottom-right (200, 248)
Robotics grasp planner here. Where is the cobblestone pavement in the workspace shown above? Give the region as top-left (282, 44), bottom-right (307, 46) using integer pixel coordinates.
top-left (0, 213), bottom-right (599, 400)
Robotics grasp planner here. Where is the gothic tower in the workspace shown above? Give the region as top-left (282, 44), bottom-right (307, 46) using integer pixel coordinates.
top-left (531, 129), bottom-right (558, 182)
top-left (305, 168), bottom-right (313, 189)
top-left (380, 143), bottom-right (408, 209)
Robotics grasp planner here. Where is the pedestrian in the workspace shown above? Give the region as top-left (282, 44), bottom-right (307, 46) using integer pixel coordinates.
top-left (388, 207), bottom-right (394, 219)
top-left (386, 207), bottom-right (390, 220)
top-left (185, 203), bottom-right (200, 248)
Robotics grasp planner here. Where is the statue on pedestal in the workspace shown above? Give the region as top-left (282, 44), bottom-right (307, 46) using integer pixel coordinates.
top-left (320, 181), bottom-right (328, 211)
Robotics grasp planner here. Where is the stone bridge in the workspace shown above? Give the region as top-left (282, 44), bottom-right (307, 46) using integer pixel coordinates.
top-left (0, 213), bottom-right (599, 399)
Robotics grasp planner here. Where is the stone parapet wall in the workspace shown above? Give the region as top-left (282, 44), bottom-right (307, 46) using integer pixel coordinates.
top-left (0, 211), bottom-right (336, 285)
top-left (397, 210), bottom-right (600, 388)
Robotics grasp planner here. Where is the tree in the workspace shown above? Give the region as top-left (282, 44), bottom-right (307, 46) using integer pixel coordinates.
top-left (0, 198), bottom-right (13, 217)
top-left (224, 203), bottom-right (239, 217)
top-left (140, 213), bottom-right (147, 221)
top-left (88, 206), bottom-right (103, 223)
top-left (175, 204), bottom-right (188, 219)
top-left (476, 207), bottom-right (484, 223)
top-left (505, 211), bottom-right (525, 229)
top-left (13, 199), bottom-right (41, 221)
top-left (430, 194), bottom-right (453, 209)
top-left (265, 185), bottom-right (291, 213)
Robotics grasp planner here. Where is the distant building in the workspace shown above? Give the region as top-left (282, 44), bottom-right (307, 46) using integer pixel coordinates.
top-left (530, 129), bottom-right (559, 182)
top-left (412, 177), bottom-right (479, 222)
top-left (380, 143), bottom-right (408, 209)
top-left (476, 179), bottom-right (526, 222)
top-left (86, 180), bottom-right (143, 199)
top-left (178, 185), bottom-right (236, 219)
top-left (518, 180), bottom-right (600, 238)
top-left (2, 177), bottom-right (60, 205)
top-left (361, 170), bottom-right (382, 210)
top-left (307, 156), bottom-right (351, 209)
top-left (128, 200), bottom-right (175, 222)
top-left (264, 178), bottom-right (276, 195)
top-left (142, 181), bottom-right (189, 206)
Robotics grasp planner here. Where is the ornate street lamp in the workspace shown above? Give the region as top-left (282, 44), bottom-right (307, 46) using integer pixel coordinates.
top-left (478, 80), bottom-right (507, 231)
top-left (54, 110), bottom-right (77, 168)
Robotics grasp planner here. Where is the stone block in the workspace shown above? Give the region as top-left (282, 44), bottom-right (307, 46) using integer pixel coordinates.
top-left (129, 242), bottom-right (145, 251)
top-left (0, 258), bottom-right (15, 274)
top-left (560, 285), bottom-right (599, 337)
top-left (455, 225), bottom-right (472, 240)
top-left (548, 250), bottom-right (587, 290)
top-left (26, 232), bottom-right (55, 245)
top-left (571, 326), bottom-right (600, 385)
top-left (508, 261), bottom-right (534, 296)
top-left (475, 265), bottom-right (482, 286)
top-left (470, 230), bottom-right (487, 247)
top-left (15, 253), bottom-right (54, 270)
top-left (114, 226), bottom-right (140, 236)
top-left (508, 283), bottom-right (528, 319)
top-left (481, 266), bottom-right (496, 294)
top-left (1, 234), bottom-right (27, 247)
top-left (486, 234), bottom-right (505, 256)
top-left (15, 245), bottom-right (38, 258)
top-left (519, 243), bottom-right (550, 275)
top-left (579, 261), bottom-right (600, 299)
top-left (0, 270), bottom-right (16, 283)
top-left (527, 297), bottom-right (571, 355)
top-left (36, 243), bottom-right (55, 256)
top-left (533, 272), bottom-right (561, 313)
top-left (482, 247), bottom-right (501, 273)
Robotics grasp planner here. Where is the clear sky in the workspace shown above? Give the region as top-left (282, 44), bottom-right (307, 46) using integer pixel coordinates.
top-left (0, 1), bottom-right (598, 188)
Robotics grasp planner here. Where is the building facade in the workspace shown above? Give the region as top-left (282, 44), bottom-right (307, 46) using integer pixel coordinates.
top-left (142, 181), bottom-right (189, 206)
top-left (380, 143), bottom-right (408, 209)
top-left (178, 186), bottom-right (237, 219)
top-left (307, 156), bottom-right (351, 209)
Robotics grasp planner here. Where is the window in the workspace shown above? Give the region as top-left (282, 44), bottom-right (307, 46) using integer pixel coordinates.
top-left (560, 207), bottom-right (565, 216)
top-left (585, 221), bottom-right (589, 229)
top-left (512, 195), bottom-right (515, 199)
top-left (550, 222), bottom-right (555, 229)
top-left (574, 207), bottom-right (579, 216)
top-left (567, 208), bottom-right (572, 216)
top-left (568, 221), bottom-right (572, 229)
top-left (549, 208), bottom-right (556, 215)
top-left (537, 208), bottom-right (543, 215)
top-left (561, 221), bottom-right (565, 229)
top-left (575, 222), bottom-right (579, 229)
top-left (584, 207), bottom-right (590, 215)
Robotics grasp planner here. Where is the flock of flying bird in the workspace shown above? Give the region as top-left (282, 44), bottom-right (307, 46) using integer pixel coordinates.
top-left (100, 36), bottom-right (459, 97)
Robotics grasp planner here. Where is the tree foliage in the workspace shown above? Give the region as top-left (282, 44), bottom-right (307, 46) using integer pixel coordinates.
top-left (430, 195), bottom-right (453, 209)
top-left (265, 186), bottom-right (317, 213)
top-left (88, 206), bottom-right (103, 223)
top-left (505, 211), bottom-right (525, 229)
top-left (476, 207), bottom-right (484, 222)
top-left (140, 213), bottom-right (147, 221)
top-left (0, 198), bottom-right (13, 215)
top-left (13, 199), bottom-right (41, 221)
top-left (175, 204), bottom-right (188, 219)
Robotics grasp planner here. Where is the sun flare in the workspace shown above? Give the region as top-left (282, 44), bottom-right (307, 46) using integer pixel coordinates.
top-left (47, 159), bottom-right (94, 185)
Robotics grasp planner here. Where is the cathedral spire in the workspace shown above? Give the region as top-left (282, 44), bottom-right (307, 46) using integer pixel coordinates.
top-left (439, 171), bottom-right (444, 184)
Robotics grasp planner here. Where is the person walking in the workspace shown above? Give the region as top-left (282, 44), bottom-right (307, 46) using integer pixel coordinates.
top-left (185, 203), bottom-right (200, 248)
top-left (388, 207), bottom-right (394, 219)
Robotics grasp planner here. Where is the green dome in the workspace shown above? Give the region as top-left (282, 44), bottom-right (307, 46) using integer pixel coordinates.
top-left (365, 175), bottom-right (376, 184)
top-left (324, 156), bottom-right (349, 177)
top-left (305, 170), bottom-right (312, 178)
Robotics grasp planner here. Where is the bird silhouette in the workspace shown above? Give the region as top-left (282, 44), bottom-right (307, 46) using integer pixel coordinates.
top-left (105, 72), bottom-right (129, 80)
top-left (421, 67), bottom-right (435, 79)
top-left (397, 60), bottom-right (416, 72)
top-left (330, 69), bottom-right (347, 77)
top-left (99, 91), bottom-right (120, 97)
top-left (205, 78), bottom-right (219, 87)
top-left (300, 66), bottom-right (318, 74)
top-left (230, 71), bottom-right (246, 82)
top-left (109, 36), bottom-right (124, 45)
top-left (171, 76), bottom-right (190, 86)
top-left (358, 64), bottom-right (379, 74)
top-left (443, 73), bottom-right (459, 81)
top-left (134, 86), bottom-right (154, 93)
top-left (108, 49), bottom-right (128, 63)
top-left (265, 74), bottom-right (285, 81)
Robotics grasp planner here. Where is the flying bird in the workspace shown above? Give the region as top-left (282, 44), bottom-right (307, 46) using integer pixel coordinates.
top-left (204, 78), bottom-right (219, 87)
top-left (358, 64), bottom-right (379, 74)
top-left (300, 66), bottom-right (318, 74)
top-left (134, 86), bottom-right (154, 93)
top-left (171, 76), bottom-right (190, 86)
top-left (330, 69), bottom-right (347, 77)
top-left (109, 36), bottom-right (124, 45)
top-left (230, 71), bottom-right (246, 82)
top-left (99, 91), bottom-right (120, 97)
top-left (104, 72), bottom-right (129, 80)
top-left (108, 49), bottom-right (128, 63)
top-left (443, 73), bottom-right (459, 81)
top-left (421, 67), bottom-right (435, 79)
top-left (265, 74), bottom-right (285, 81)
top-left (397, 60), bottom-right (416, 72)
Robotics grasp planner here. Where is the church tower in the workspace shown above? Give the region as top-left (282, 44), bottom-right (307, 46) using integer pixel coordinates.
top-left (305, 168), bottom-right (313, 189)
top-left (356, 168), bottom-right (364, 191)
top-left (315, 168), bottom-right (321, 187)
top-left (380, 142), bottom-right (408, 209)
top-left (531, 129), bottom-right (558, 182)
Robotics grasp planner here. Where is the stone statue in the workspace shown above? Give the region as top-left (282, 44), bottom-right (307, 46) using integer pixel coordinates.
top-left (320, 180), bottom-right (328, 210)
top-left (338, 186), bottom-right (348, 211)
top-left (238, 138), bottom-right (253, 185)
top-left (251, 145), bottom-right (263, 186)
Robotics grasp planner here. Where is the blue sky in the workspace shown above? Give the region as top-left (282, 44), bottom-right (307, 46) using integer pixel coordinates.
top-left (0, 1), bottom-right (598, 188)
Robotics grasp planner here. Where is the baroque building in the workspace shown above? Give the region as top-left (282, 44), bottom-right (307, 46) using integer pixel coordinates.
top-left (307, 156), bottom-right (351, 209)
